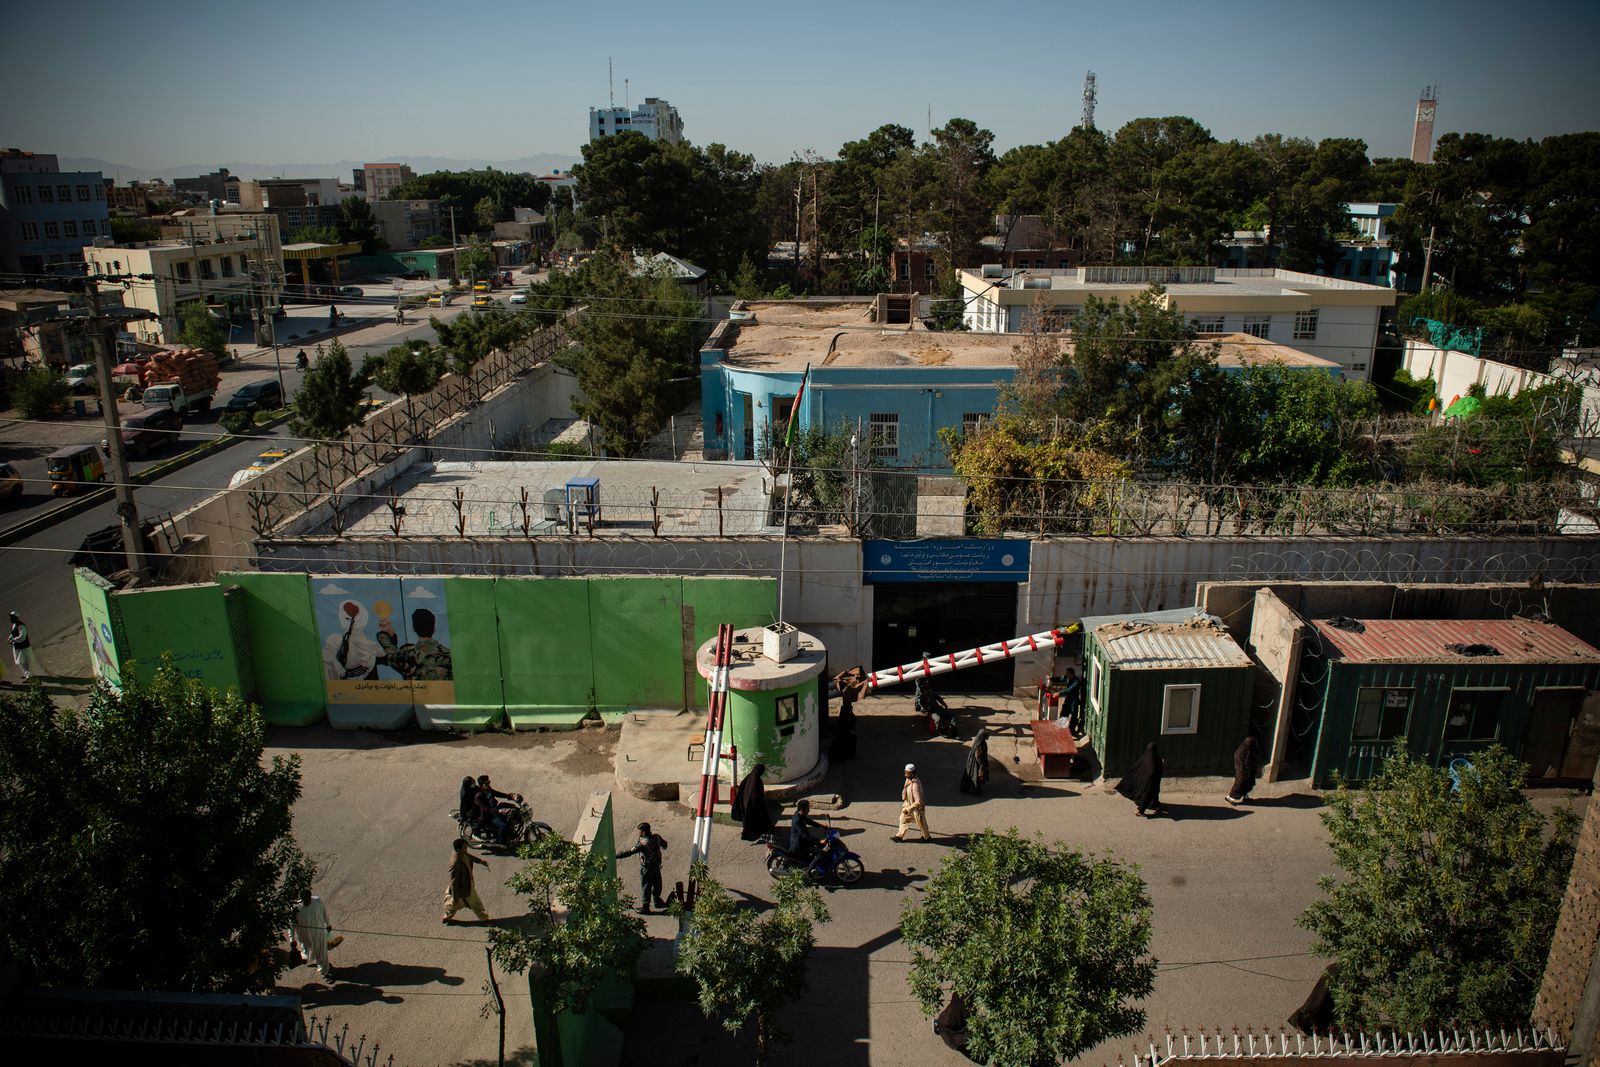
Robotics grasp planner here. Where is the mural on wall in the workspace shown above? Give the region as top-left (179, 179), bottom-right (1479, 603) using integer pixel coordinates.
top-left (313, 577), bottom-right (455, 706)
top-left (73, 568), bottom-right (121, 688)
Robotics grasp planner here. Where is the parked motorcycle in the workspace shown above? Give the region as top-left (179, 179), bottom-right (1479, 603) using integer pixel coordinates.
top-left (914, 675), bottom-right (958, 738)
top-left (762, 828), bottom-right (864, 884)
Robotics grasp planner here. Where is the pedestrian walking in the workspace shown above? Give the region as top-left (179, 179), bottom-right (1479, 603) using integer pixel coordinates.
top-left (291, 889), bottom-right (337, 982)
top-left (9, 612), bottom-right (43, 681)
top-left (732, 763), bottom-right (776, 842)
top-left (892, 763), bottom-right (933, 842)
top-left (1227, 736), bottom-right (1262, 805)
top-left (1116, 742), bottom-right (1165, 817)
top-left (618, 822), bottom-right (668, 914)
top-left (441, 837), bottom-right (490, 923)
top-left (959, 728), bottom-right (990, 795)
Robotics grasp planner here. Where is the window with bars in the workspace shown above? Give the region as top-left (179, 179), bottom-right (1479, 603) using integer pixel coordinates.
top-left (62, 221), bottom-right (77, 237)
top-left (56, 184), bottom-right (71, 200)
top-left (37, 185), bottom-right (52, 203)
top-left (20, 222), bottom-right (39, 240)
top-left (43, 221), bottom-right (59, 239)
top-left (1192, 315), bottom-right (1225, 333)
top-left (13, 184), bottom-right (33, 204)
top-left (868, 413), bottom-right (898, 460)
top-left (1293, 310), bottom-right (1319, 339)
top-left (76, 184), bottom-right (90, 201)
top-left (1242, 315), bottom-right (1271, 339)
top-left (962, 412), bottom-right (988, 437)
top-left (82, 220), bottom-right (96, 236)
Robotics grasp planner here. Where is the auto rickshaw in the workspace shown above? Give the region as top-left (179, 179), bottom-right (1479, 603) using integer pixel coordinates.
top-left (47, 444), bottom-right (106, 496)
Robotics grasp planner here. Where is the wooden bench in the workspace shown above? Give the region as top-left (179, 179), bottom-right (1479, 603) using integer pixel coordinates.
top-left (1029, 719), bottom-right (1079, 779)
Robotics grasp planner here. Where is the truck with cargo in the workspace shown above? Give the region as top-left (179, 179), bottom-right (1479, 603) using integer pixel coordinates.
top-left (140, 348), bottom-right (221, 416)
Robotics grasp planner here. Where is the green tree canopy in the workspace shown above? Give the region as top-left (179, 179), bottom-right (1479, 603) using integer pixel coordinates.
top-left (431, 307), bottom-right (537, 378)
top-left (363, 341), bottom-right (445, 398)
top-left (0, 661), bottom-right (312, 992)
top-left (287, 225), bottom-right (341, 245)
top-left (386, 168), bottom-right (551, 221)
top-left (456, 234), bottom-right (495, 283)
top-left (177, 299), bottom-right (229, 357)
top-left (288, 339), bottom-right (366, 441)
top-left (900, 829), bottom-right (1156, 1067)
top-left (1298, 743), bottom-right (1577, 1029)
top-left (337, 196), bottom-right (384, 254)
top-left (676, 867), bottom-right (829, 1066)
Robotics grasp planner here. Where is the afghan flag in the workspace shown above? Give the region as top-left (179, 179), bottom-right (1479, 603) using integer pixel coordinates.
top-left (784, 365), bottom-right (809, 449)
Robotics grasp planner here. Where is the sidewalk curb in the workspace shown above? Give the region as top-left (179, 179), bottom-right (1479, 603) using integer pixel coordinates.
top-left (0, 411), bottom-right (292, 547)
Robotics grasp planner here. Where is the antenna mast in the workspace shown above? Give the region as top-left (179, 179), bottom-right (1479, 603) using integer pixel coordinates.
top-left (1081, 71), bottom-right (1097, 131)
top-left (626, 78), bottom-right (630, 109)
top-left (608, 57), bottom-right (614, 108)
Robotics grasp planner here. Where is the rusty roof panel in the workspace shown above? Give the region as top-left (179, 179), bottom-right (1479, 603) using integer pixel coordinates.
top-left (1310, 617), bottom-right (1600, 666)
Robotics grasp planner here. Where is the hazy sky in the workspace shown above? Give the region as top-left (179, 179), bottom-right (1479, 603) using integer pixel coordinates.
top-left (4, 0), bottom-right (1597, 170)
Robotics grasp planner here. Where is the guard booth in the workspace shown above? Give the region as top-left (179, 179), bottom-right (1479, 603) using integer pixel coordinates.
top-left (695, 625), bottom-right (826, 785)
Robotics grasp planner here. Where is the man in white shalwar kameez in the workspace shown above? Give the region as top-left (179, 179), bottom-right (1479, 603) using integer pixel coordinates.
top-left (292, 890), bottom-right (335, 982)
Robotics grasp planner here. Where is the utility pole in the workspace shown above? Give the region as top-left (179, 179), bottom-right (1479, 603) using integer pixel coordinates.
top-left (448, 205), bottom-right (460, 285)
top-left (88, 279), bottom-right (148, 580)
top-left (1420, 224), bottom-right (1437, 293)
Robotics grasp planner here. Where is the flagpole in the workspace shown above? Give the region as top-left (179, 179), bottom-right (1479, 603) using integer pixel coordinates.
top-left (776, 364), bottom-right (809, 625)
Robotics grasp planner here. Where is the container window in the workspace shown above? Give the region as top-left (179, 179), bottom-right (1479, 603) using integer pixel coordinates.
top-left (1161, 684), bottom-right (1200, 735)
top-left (1443, 688), bottom-right (1507, 741)
top-left (774, 693), bottom-right (798, 727)
top-left (1088, 653), bottom-right (1102, 713)
top-left (1353, 687), bottom-right (1412, 741)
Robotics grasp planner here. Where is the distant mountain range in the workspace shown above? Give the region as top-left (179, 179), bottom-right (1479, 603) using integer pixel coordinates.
top-left (60, 154), bottom-right (582, 183)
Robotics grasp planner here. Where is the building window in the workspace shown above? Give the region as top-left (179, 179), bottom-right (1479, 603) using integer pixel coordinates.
top-left (1293, 310), bottom-right (1319, 340)
top-left (1192, 315), bottom-right (1225, 333)
top-left (82, 219), bottom-right (96, 236)
top-left (62, 221), bottom-right (78, 237)
top-left (20, 222), bottom-right (39, 240)
top-left (94, 183), bottom-right (103, 199)
top-left (925, 258), bottom-right (937, 278)
top-left (898, 260), bottom-right (909, 280)
top-left (962, 412), bottom-right (989, 437)
top-left (1353, 687), bottom-right (1412, 741)
top-left (286, 210), bottom-right (301, 225)
top-left (13, 184), bottom-right (32, 204)
top-left (1161, 684), bottom-right (1201, 734)
top-left (774, 693), bottom-right (798, 727)
top-left (220, 255), bottom-right (234, 277)
top-left (1058, 259), bottom-right (1070, 269)
top-left (1443, 688), bottom-right (1507, 742)
top-left (176, 262), bottom-right (191, 282)
top-left (868, 412), bottom-right (898, 460)
top-left (1349, 362), bottom-right (1367, 373)
top-left (199, 260), bottom-right (215, 280)
top-left (57, 184), bottom-right (71, 200)
top-left (1242, 315), bottom-right (1271, 339)
top-left (770, 395), bottom-right (795, 448)
top-left (1088, 653), bottom-right (1102, 712)
top-left (76, 184), bottom-right (90, 201)
top-left (43, 221), bottom-right (59, 239)
top-left (37, 185), bottom-right (52, 202)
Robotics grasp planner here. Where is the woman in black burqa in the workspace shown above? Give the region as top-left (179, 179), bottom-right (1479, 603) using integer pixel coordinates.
top-left (1227, 736), bottom-right (1261, 805)
top-left (829, 702), bottom-right (857, 762)
top-left (1116, 742), bottom-right (1165, 817)
top-left (959, 728), bottom-right (990, 795)
top-left (731, 763), bottom-right (777, 841)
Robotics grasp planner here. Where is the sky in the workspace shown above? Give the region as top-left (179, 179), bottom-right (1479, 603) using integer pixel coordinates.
top-left (4, 0), bottom-right (1598, 172)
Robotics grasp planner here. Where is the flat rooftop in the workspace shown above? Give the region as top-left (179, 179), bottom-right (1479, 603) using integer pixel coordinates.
top-left (1310, 618), bottom-right (1600, 666)
top-left (317, 460), bottom-right (772, 538)
top-left (961, 265), bottom-right (1395, 300)
top-left (721, 301), bottom-right (1021, 372)
top-left (1209, 332), bottom-right (1341, 371)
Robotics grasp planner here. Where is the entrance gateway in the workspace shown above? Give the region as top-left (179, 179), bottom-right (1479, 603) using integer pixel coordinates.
top-left (865, 539), bottom-right (1029, 693)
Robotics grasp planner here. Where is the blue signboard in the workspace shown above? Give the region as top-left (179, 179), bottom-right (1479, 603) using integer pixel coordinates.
top-left (863, 539), bottom-right (1031, 583)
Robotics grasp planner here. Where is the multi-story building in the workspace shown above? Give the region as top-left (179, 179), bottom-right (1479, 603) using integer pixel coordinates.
top-left (174, 167), bottom-right (233, 203)
top-left (959, 264), bottom-right (1396, 379)
top-left (373, 199), bottom-right (444, 249)
top-left (1217, 203), bottom-right (1403, 290)
top-left (589, 98), bottom-right (684, 144)
top-left (361, 162), bottom-right (415, 201)
top-left (0, 149), bottom-right (110, 274)
top-left (83, 212), bottom-right (283, 345)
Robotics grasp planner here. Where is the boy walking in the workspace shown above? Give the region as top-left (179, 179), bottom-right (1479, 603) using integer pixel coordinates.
top-left (442, 838), bottom-right (490, 923)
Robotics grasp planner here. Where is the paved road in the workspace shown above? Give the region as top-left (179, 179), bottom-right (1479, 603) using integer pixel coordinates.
top-left (0, 308), bottom-right (464, 683)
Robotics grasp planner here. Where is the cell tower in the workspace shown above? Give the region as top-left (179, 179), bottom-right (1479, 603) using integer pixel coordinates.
top-left (1081, 71), bottom-right (1098, 131)
top-left (1411, 85), bottom-right (1439, 164)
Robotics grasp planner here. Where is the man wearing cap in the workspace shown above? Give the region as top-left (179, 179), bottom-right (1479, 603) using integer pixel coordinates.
top-left (617, 822), bottom-right (669, 913)
top-left (892, 763), bottom-right (933, 842)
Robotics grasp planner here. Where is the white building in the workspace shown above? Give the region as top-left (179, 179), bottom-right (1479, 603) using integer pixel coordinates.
top-left (588, 98), bottom-right (684, 145)
top-left (959, 265), bottom-right (1397, 379)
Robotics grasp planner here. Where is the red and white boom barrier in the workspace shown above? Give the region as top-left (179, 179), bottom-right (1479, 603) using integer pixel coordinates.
top-left (865, 623), bottom-right (1082, 691)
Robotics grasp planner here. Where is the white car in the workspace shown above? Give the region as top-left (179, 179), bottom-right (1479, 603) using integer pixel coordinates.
top-left (509, 291), bottom-right (528, 305)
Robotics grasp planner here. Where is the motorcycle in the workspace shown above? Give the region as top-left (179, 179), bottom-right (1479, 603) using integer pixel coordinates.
top-left (915, 677), bottom-right (958, 738)
top-left (762, 827), bottom-right (864, 885)
top-left (294, 352), bottom-right (309, 371)
top-left (451, 793), bottom-right (553, 852)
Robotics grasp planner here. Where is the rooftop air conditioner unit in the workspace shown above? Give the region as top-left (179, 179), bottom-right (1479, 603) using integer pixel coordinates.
top-left (980, 263), bottom-right (1004, 278)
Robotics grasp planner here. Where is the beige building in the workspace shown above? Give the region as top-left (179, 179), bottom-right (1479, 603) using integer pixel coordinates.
top-left (959, 264), bottom-right (1397, 379)
top-left (361, 163), bottom-right (415, 201)
top-left (83, 213), bottom-right (283, 345)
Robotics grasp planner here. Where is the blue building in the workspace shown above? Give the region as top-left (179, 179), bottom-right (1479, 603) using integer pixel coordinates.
top-left (0, 149), bottom-right (109, 275)
top-left (701, 300), bottom-right (1015, 470)
top-left (700, 301), bottom-right (1343, 472)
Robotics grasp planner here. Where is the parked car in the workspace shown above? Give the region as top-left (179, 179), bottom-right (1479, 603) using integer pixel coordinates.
top-left (0, 461), bottom-right (23, 502)
top-left (226, 379), bottom-right (285, 414)
top-left (64, 363), bottom-right (97, 395)
top-left (338, 286), bottom-right (363, 298)
top-left (427, 290), bottom-right (448, 307)
top-left (472, 281), bottom-right (490, 294)
top-left (102, 407), bottom-right (182, 460)
top-left (508, 290), bottom-right (528, 304)
top-left (399, 269), bottom-right (428, 280)
top-left (472, 294), bottom-right (493, 308)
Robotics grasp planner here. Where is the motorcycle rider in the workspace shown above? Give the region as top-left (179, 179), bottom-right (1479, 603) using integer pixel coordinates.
top-left (914, 661), bottom-right (957, 738)
top-left (788, 799), bottom-right (826, 869)
top-left (295, 349), bottom-right (309, 370)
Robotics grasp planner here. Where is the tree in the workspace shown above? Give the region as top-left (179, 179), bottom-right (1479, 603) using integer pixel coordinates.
top-left (1298, 743), bottom-right (1576, 1030)
top-left (386, 168), bottom-right (551, 218)
top-left (288, 340), bottom-right (365, 441)
top-left (287, 225), bottom-right (341, 245)
top-left (475, 194), bottom-right (506, 230)
top-left (431, 307), bottom-right (537, 379)
top-left (490, 835), bottom-right (645, 1067)
top-left (12, 364), bottom-right (71, 419)
top-left (457, 235), bottom-right (495, 284)
top-left (337, 196), bottom-right (384, 253)
top-left (900, 829), bottom-right (1156, 1066)
top-left (109, 216), bottom-right (161, 243)
top-left (178, 299), bottom-right (228, 357)
top-left (363, 342), bottom-right (445, 426)
top-left (0, 660), bottom-right (312, 992)
top-left (534, 250), bottom-right (702, 456)
top-left (675, 867), bottom-right (829, 1066)
top-left (785, 419), bottom-right (886, 535)
top-left (731, 255), bottom-right (766, 302)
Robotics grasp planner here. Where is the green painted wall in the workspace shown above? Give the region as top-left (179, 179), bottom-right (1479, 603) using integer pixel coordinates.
top-left (724, 676), bottom-right (823, 783)
top-left (220, 571), bottom-right (326, 725)
top-left (589, 577), bottom-right (683, 715)
top-left (498, 578), bottom-right (596, 726)
top-left (683, 578), bottom-right (778, 709)
top-left (115, 583), bottom-right (245, 694)
top-left (436, 577), bottom-right (502, 730)
top-left (73, 567), bottom-right (123, 688)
